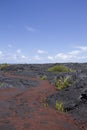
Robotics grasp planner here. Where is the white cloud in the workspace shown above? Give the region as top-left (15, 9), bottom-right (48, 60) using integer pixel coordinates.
top-left (76, 46), bottom-right (87, 51)
top-left (0, 51), bottom-right (2, 55)
top-left (22, 55), bottom-right (27, 59)
top-left (48, 56), bottom-right (54, 60)
top-left (68, 50), bottom-right (80, 55)
top-left (16, 49), bottom-right (21, 53)
top-left (0, 44), bottom-right (87, 63)
top-left (12, 54), bottom-right (17, 60)
top-left (37, 49), bottom-right (47, 54)
top-left (55, 53), bottom-right (69, 60)
top-left (33, 55), bottom-right (41, 60)
top-left (25, 26), bottom-right (36, 32)
top-left (54, 51), bottom-right (82, 62)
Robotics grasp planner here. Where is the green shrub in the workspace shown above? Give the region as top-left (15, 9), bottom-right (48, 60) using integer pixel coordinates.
top-left (55, 76), bottom-right (71, 90)
top-left (41, 75), bottom-right (47, 80)
top-left (0, 63), bottom-right (9, 71)
top-left (0, 82), bottom-right (5, 87)
top-left (48, 65), bottom-right (71, 73)
top-left (55, 101), bottom-right (64, 112)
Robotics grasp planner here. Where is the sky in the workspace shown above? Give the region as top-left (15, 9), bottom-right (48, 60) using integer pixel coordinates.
top-left (0, 0), bottom-right (87, 63)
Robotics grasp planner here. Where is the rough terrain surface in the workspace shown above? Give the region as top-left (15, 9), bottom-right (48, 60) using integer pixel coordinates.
top-left (0, 63), bottom-right (87, 130)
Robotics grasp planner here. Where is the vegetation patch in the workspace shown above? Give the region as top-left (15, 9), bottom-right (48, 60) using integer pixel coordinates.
top-left (0, 63), bottom-right (10, 71)
top-left (48, 65), bottom-right (72, 73)
top-left (41, 75), bottom-right (47, 80)
top-left (0, 81), bottom-right (5, 88)
top-left (55, 76), bottom-right (71, 90)
top-left (55, 101), bottom-right (64, 112)
top-left (41, 97), bottom-right (48, 108)
top-left (43, 102), bottom-right (48, 108)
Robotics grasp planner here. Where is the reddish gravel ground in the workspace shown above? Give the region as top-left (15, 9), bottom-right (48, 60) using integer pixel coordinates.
top-left (0, 73), bottom-right (87, 130)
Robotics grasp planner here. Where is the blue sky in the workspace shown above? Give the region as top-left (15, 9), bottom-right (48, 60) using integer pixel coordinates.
top-left (0, 0), bottom-right (87, 63)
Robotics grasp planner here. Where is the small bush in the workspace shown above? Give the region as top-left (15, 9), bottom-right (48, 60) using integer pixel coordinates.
top-left (41, 75), bottom-right (47, 80)
top-left (0, 63), bottom-right (9, 71)
top-left (0, 82), bottom-right (5, 88)
top-left (55, 101), bottom-right (64, 112)
top-left (48, 65), bottom-right (71, 73)
top-left (55, 76), bottom-right (71, 90)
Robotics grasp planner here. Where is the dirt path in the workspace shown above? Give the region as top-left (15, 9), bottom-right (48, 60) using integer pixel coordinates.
top-left (0, 73), bottom-right (86, 130)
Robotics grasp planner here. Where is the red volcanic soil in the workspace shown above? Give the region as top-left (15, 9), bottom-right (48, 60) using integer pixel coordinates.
top-left (0, 73), bottom-right (87, 130)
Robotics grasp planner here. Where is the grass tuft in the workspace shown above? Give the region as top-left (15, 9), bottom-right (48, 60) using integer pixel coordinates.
top-left (55, 76), bottom-right (71, 90)
top-left (55, 101), bottom-right (64, 112)
top-left (41, 75), bottom-right (47, 80)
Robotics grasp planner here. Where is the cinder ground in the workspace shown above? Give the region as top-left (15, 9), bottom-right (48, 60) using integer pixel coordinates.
top-left (0, 63), bottom-right (87, 130)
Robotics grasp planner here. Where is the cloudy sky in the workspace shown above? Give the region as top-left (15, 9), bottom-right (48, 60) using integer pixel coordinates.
top-left (0, 0), bottom-right (87, 63)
